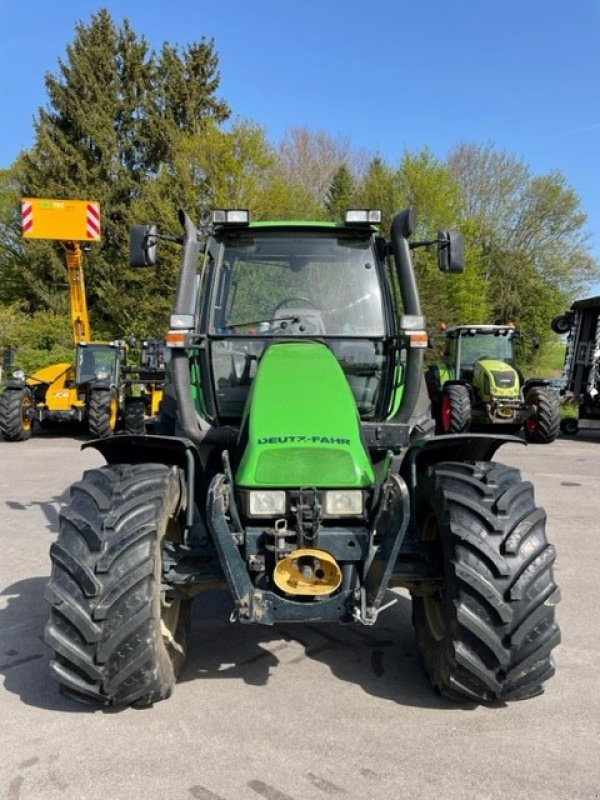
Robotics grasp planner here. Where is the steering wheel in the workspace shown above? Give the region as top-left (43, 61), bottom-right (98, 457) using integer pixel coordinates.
top-left (273, 296), bottom-right (319, 314)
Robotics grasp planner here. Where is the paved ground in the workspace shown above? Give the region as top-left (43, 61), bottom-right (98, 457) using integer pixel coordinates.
top-left (0, 430), bottom-right (599, 800)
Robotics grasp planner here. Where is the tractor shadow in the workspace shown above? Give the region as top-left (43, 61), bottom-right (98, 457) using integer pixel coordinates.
top-left (4, 488), bottom-right (70, 535)
top-left (0, 576), bottom-right (85, 713)
top-left (181, 590), bottom-right (474, 711)
top-left (0, 582), bottom-right (474, 713)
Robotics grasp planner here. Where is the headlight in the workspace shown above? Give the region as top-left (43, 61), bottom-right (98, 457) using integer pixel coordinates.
top-left (12, 369), bottom-right (26, 381)
top-left (324, 490), bottom-right (363, 516)
top-left (94, 367), bottom-right (110, 381)
top-left (249, 490), bottom-right (286, 517)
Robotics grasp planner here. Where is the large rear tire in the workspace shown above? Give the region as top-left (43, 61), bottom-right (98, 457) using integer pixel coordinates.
top-left (412, 460), bottom-right (560, 704)
top-left (0, 387), bottom-right (33, 441)
top-left (439, 384), bottom-right (471, 433)
top-left (524, 386), bottom-right (560, 444)
top-left (45, 463), bottom-right (191, 706)
top-left (88, 389), bottom-right (118, 438)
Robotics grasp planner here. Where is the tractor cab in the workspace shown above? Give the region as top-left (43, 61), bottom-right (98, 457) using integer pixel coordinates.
top-left (206, 220), bottom-right (389, 420)
top-left (445, 325), bottom-right (516, 383)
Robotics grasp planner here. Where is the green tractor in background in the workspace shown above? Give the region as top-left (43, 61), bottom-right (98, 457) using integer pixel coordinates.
top-left (44, 208), bottom-right (560, 708)
top-left (426, 324), bottom-right (560, 443)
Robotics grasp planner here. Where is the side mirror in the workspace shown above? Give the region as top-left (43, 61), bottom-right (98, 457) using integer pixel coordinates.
top-left (3, 347), bottom-right (15, 371)
top-left (438, 230), bottom-right (465, 273)
top-left (130, 224), bottom-right (157, 267)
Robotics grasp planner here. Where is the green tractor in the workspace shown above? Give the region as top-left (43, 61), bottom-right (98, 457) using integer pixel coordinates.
top-left (427, 324), bottom-right (560, 443)
top-left (44, 208), bottom-right (560, 708)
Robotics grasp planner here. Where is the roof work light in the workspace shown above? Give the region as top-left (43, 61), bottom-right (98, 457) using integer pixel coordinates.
top-left (344, 209), bottom-right (382, 224)
top-left (211, 209), bottom-right (250, 225)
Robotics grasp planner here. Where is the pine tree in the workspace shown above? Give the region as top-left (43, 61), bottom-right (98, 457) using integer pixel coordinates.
top-left (325, 164), bottom-right (355, 220)
top-left (12, 8), bottom-right (229, 336)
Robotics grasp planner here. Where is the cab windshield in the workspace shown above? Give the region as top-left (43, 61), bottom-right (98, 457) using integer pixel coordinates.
top-left (211, 232), bottom-right (384, 336)
top-left (208, 231), bottom-right (387, 420)
top-left (453, 331), bottom-right (515, 377)
top-left (76, 345), bottom-right (118, 384)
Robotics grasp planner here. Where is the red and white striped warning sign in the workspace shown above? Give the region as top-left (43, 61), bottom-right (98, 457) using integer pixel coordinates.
top-left (20, 198), bottom-right (101, 241)
top-left (86, 202), bottom-right (101, 239)
top-left (21, 200), bottom-right (33, 235)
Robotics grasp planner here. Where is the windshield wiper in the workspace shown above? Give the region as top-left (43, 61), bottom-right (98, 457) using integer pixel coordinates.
top-left (224, 315), bottom-right (300, 330)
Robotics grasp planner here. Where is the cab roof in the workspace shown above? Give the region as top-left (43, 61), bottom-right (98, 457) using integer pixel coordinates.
top-left (445, 324), bottom-right (515, 336)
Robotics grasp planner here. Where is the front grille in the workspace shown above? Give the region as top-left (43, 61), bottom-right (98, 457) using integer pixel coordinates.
top-left (492, 370), bottom-right (517, 388)
top-left (255, 448), bottom-right (356, 484)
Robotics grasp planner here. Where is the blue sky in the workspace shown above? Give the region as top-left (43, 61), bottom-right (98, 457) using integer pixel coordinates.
top-left (2, 0), bottom-right (599, 291)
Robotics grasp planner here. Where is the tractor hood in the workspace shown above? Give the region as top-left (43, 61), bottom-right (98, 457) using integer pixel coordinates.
top-left (235, 341), bottom-right (374, 488)
top-left (473, 359), bottom-right (521, 399)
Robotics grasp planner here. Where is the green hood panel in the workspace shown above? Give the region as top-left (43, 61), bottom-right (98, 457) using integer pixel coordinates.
top-left (235, 342), bottom-right (374, 488)
top-left (473, 359), bottom-right (521, 399)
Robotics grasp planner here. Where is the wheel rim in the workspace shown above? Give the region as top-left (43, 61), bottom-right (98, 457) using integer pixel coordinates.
top-left (160, 514), bottom-right (182, 651)
top-left (109, 397), bottom-right (118, 430)
top-left (21, 393), bottom-right (33, 431)
top-left (525, 414), bottom-right (538, 434)
top-left (441, 395), bottom-right (452, 433)
top-left (421, 512), bottom-right (446, 642)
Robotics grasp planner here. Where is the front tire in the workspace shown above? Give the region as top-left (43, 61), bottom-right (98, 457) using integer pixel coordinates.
top-left (412, 461), bottom-right (560, 704)
top-left (439, 384), bottom-right (471, 433)
top-left (123, 400), bottom-right (146, 434)
top-left (524, 386), bottom-right (560, 443)
top-left (0, 387), bottom-right (33, 441)
top-left (88, 389), bottom-right (118, 438)
top-left (45, 463), bottom-right (191, 706)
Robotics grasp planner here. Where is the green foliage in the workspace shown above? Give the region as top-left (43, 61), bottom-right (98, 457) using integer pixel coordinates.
top-left (535, 340), bottom-right (567, 376)
top-left (0, 306), bottom-right (73, 374)
top-left (0, 10), bottom-right (597, 363)
top-left (325, 164), bottom-right (355, 220)
top-left (9, 8), bottom-right (229, 337)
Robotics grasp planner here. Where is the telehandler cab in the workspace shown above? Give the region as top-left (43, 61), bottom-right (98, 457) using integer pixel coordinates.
top-left (44, 208), bottom-right (560, 707)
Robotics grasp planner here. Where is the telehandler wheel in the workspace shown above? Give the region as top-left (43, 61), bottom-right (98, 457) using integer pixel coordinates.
top-left (123, 400), bottom-right (146, 435)
top-left (524, 386), bottom-right (560, 444)
top-left (560, 417), bottom-right (579, 436)
top-left (439, 384), bottom-right (471, 433)
top-left (88, 389), bottom-right (118, 438)
top-left (44, 463), bottom-right (191, 707)
top-left (0, 387), bottom-right (33, 441)
top-left (412, 460), bottom-right (560, 704)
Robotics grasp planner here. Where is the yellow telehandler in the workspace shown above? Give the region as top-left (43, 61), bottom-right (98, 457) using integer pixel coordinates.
top-left (0, 199), bottom-right (124, 441)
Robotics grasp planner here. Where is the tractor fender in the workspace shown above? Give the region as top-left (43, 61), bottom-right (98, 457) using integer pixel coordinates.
top-left (82, 433), bottom-right (202, 478)
top-left (3, 380), bottom-right (28, 391)
top-left (522, 378), bottom-right (552, 395)
top-left (439, 379), bottom-right (476, 403)
top-left (399, 432), bottom-right (525, 487)
top-left (82, 434), bottom-right (204, 530)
